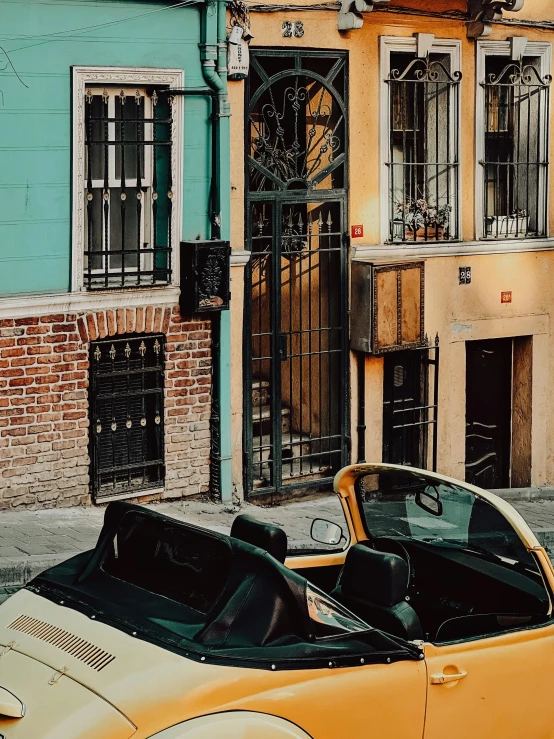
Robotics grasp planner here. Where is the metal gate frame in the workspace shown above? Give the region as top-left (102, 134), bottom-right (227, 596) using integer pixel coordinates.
top-left (243, 49), bottom-right (350, 498)
top-left (382, 337), bottom-right (440, 473)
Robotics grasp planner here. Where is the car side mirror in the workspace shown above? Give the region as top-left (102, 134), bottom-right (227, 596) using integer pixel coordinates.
top-left (311, 519), bottom-right (344, 546)
top-left (415, 487), bottom-right (443, 517)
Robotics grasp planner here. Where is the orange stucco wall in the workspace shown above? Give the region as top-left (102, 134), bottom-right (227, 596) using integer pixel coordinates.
top-left (229, 1), bottom-right (554, 493)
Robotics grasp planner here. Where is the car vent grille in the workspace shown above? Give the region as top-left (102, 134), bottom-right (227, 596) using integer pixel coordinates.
top-left (7, 615), bottom-right (115, 671)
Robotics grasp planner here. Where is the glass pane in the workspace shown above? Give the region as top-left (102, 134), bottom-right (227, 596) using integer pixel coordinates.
top-left (109, 188), bottom-right (139, 270)
top-left (358, 469), bottom-right (536, 568)
top-left (115, 94), bottom-right (145, 181)
top-left (102, 510), bottom-right (230, 614)
top-left (84, 188), bottom-right (104, 271)
top-left (88, 94), bottom-right (106, 182)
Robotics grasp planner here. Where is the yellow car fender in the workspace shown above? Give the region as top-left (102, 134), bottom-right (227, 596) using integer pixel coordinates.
top-left (147, 711), bottom-right (314, 739)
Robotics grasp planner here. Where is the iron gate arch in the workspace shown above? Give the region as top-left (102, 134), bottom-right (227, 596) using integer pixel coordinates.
top-left (244, 49), bottom-right (349, 498)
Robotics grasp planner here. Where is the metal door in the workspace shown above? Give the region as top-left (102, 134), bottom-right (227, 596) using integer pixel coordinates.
top-left (382, 341), bottom-right (439, 471)
top-left (465, 339), bottom-right (512, 488)
top-left (244, 50), bottom-right (349, 497)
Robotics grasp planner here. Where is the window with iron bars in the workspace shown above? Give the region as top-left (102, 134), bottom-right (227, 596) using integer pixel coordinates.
top-left (84, 86), bottom-right (174, 288)
top-left (481, 53), bottom-right (551, 240)
top-left (386, 52), bottom-right (461, 244)
top-left (89, 334), bottom-right (165, 500)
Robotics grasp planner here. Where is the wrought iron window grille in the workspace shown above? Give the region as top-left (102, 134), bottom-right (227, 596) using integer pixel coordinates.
top-left (386, 53), bottom-right (462, 244)
top-left (83, 86), bottom-right (173, 289)
top-left (480, 56), bottom-right (551, 240)
top-left (89, 334), bottom-right (165, 500)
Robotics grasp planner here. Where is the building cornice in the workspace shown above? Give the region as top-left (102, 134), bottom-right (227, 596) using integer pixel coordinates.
top-left (467, 0), bottom-right (525, 38)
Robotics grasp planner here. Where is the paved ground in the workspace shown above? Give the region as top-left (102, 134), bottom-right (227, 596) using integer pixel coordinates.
top-left (0, 495), bottom-right (347, 603)
top-left (2, 487), bottom-right (554, 604)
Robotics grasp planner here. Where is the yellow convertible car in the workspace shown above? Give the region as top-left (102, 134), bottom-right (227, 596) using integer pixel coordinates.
top-left (1, 463), bottom-right (553, 739)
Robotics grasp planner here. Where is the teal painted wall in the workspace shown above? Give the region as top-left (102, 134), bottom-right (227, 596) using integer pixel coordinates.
top-left (0, 0), bottom-right (212, 296)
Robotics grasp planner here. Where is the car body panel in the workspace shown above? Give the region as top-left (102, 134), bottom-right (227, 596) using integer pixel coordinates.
top-left (0, 588), bottom-right (426, 739)
top-left (147, 712), bottom-right (316, 738)
top-left (424, 622), bottom-right (554, 739)
top-left (0, 648), bottom-right (136, 739)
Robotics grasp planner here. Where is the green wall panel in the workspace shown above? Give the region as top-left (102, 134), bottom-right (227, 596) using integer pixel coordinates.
top-left (0, 0), bottom-right (213, 297)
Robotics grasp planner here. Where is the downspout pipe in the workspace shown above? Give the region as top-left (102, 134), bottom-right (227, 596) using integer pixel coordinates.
top-left (200, 0), bottom-right (233, 506)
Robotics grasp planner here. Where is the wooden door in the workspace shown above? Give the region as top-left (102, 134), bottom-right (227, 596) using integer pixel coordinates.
top-left (465, 339), bottom-right (512, 489)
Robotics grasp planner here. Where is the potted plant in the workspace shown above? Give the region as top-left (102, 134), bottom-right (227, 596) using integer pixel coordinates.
top-left (485, 208), bottom-right (529, 238)
top-left (393, 198), bottom-right (452, 241)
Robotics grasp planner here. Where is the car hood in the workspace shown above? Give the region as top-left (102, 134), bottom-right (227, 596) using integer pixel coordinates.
top-left (0, 589), bottom-right (274, 738)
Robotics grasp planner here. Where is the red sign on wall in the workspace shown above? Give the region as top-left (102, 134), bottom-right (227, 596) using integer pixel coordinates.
top-left (501, 291), bottom-right (512, 304)
top-left (351, 225), bottom-right (364, 238)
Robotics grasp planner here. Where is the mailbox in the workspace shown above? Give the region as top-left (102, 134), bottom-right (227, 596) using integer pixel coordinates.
top-left (180, 240), bottom-right (231, 314)
top-left (350, 260), bottom-right (425, 353)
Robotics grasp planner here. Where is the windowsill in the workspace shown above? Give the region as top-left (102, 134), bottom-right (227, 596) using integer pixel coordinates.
top-left (0, 284), bottom-right (181, 320)
top-left (354, 237), bottom-right (554, 261)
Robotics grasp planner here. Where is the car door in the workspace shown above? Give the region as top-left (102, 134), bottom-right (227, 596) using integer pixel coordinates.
top-left (335, 463), bottom-right (554, 739)
top-left (424, 621), bottom-right (554, 739)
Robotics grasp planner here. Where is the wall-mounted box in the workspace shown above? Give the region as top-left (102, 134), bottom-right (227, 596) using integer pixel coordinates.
top-left (180, 240), bottom-right (231, 314)
top-left (350, 260), bottom-right (425, 354)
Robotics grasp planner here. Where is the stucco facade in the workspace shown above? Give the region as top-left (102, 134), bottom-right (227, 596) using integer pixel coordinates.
top-left (227, 0), bottom-right (554, 496)
top-left (0, 0), bottom-right (230, 508)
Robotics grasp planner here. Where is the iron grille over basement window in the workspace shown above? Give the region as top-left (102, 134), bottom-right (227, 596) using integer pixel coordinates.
top-left (84, 87), bottom-right (173, 288)
top-left (89, 334), bottom-right (165, 500)
top-left (482, 56), bottom-right (551, 240)
top-left (386, 53), bottom-right (461, 243)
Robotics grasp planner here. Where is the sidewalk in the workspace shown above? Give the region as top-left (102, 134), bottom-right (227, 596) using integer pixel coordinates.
top-left (0, 495), bottom-right (346, 603)
top-left (2, 488), bottom-right (554, 604)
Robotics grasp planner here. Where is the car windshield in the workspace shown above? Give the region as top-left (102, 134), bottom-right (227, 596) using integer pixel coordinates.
top-left (357, 469), bottom-right (536, 569)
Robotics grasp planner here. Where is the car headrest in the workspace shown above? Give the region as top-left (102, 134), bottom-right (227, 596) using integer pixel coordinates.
top-left (341, 544), bottom-right (409, 608)
top-left (230, 514), bottom-right (288, 563)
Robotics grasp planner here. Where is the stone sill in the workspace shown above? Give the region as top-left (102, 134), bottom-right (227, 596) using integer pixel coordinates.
top-left (0, 286), bottom-right (181, 320)
top-left (354, 238), bottom-right (554, 261)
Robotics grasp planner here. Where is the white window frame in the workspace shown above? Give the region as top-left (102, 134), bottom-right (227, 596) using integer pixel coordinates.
top-left (72, 66), bottom-right (184, 292)
top-left (475, 40), bottom-right (552, 241)
top-left (379, 37), bottom-right (462, 245)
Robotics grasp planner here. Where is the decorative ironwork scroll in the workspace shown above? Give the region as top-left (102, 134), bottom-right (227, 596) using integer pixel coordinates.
top-left (248, 53), bottom-right (347, 193)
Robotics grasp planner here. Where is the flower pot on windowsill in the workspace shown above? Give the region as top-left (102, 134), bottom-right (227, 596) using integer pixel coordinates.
top-left (404, 226), bottom-right (446, 241)
top-left (486, 215), bottom-right (529, 237)
top-left (392, 222), bottom-right (447, 242)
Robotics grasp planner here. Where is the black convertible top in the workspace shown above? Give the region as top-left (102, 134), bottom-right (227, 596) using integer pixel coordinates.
top-left (28, 502), bottom-right (420, 670)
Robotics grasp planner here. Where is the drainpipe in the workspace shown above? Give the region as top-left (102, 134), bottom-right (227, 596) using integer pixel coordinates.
top-left (200, 0), bottom-right (233, 506)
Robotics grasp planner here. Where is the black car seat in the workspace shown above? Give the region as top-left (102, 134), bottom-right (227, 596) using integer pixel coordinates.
top-left (230, 514), bottom-right (288, 563)
top-left (330, 544), bottom-right (423, 641)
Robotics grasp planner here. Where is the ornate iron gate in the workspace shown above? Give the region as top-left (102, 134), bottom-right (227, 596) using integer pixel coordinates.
top-left (244, 50), bottom-right (349, 497)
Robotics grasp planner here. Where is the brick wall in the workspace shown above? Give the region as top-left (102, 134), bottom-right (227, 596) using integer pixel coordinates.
top-left (0, 305), bottom-right (212, 509)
